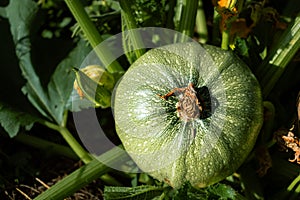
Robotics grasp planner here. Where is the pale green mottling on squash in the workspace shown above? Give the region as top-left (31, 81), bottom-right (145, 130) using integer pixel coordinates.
top-left (114, 42), bottom-right (263, 188)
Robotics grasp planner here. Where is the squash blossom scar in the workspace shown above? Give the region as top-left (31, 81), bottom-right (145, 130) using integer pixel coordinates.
top-left (159, 83), bottom-right (203, 122)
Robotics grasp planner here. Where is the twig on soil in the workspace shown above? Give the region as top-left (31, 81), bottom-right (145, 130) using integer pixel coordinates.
top-left (20, 184), bottom-right (40, 194)
top-left (16, 187), bottom-right (32, 200)
top-left (35, 177), bottom-right (50, 189)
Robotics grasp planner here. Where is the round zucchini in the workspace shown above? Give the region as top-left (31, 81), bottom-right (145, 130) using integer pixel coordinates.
top-left (113, 42), bottom-right (263, 188)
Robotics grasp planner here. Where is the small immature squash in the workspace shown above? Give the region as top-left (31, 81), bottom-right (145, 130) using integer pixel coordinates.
top-left (113, 42), bottom-right (263, 188)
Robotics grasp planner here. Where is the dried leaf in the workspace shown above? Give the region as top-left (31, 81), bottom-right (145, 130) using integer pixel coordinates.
top-left (283, 131), bottom-right (300, 164)
top-left (276, 128), bottom-right (300, 164)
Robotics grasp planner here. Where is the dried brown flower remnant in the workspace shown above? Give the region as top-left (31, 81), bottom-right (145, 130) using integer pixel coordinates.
top-left (212, 0), bottom-right (238, 13)
top-left (213, 0), bottom-right (239, 31)
top-left (213, 0), bottom-right (286, 48)
top-left (159, 83), bottom-right (203, 122)
top-left (283, 132), bottom-right (300, 164)
top-left (277, 128), bottom-right (300, 164)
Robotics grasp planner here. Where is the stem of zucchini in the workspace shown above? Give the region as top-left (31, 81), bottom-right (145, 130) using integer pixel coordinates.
top-left (175, 0), bottom-right (199, 42)
top-left (257, 13), bottom-right (300, 98)
top-left (196, 0), bottom-right (208, 44)
top-left (38, 111), bottom-right (93, 164)
top-left (221, 29), bottom-right (230, 50)
top-left (64, 0), bottom-right (123, 73)
top-left (212, 9), bottom-right (221, 46)
top-left (34, 146), bottom-right (130, 200)
top-left (119, 0), bottom-right (146, 63)
top-left (287, 174), bottom-right (300, 200)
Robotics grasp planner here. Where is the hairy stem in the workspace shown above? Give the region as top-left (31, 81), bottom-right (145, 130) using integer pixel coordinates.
top-left (119, 0), bottom-right (145, 62)
top-left (221, 29), bottom-right (230, 50)
top-left (64, 0), bottom-right (123, 73)
top-left (257, 13), bottom-right (300, 98)
top-left (196, 0), bottom-right (208, 44)
top-left (38, 119), bottom-right (93, 164)
top-left (34, 146), bottom-right (130, 200)
top-left (175, 0), bottom-right (199, 42)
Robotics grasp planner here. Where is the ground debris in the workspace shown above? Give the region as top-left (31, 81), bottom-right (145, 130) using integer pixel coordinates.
top-left (0, 158), bottom-right (103, 200)
top-left (274, 91), bottom-right (300, 164)
top-left (275, 127), bottom-right (300, 164)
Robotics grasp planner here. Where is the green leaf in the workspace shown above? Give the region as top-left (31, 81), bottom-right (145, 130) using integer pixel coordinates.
top-left (6, 0), bottom-right (91, 124)
top-left (208, 184), bottom-right (238, 199)
top-left (171, 183), bottom-right (206, 200)
top-left (171, 183), bottom-right (245, 200)
top-left (0, 103), bottom-right (38, 138)
top-left (47, 39), bottom-right (90, 123)
top-left (6, 0), bottom-right (52, 120)
top-left (103, 185), bottom-right (164, 200)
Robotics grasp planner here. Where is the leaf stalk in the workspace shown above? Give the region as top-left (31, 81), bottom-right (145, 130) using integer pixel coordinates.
top-left (38, 119), bottom-right (93, 164)
top-left (64, 0), bottom-right (123, 73)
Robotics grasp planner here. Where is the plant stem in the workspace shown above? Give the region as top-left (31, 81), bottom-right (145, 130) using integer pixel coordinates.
top-left (34, 146), bottom-right (130, 200)
top-left (288, 174), bottom-right (300, 191)
top-left (287, 173), bottom-right (300, 200)
top-left (256, 13), bottom-right (300, 98)
top-left (59, 126), bottom-right (93, 164)
top-left (119, 0), bottom-right (145, 62)
top-left (196, 0), bottom-right (208, 44)
top-left (175, 0), bottom-right (199, 42)
top-left (212, 9), bottom-right (221, 45)
top-left (221, 29), bottom-right (230, 50)
top-left (36, 112), bottom-right (122, 186)
top-left (38, 119), bottom-right (93, 164)
top-left (64, 0), bottom-right (123, 73)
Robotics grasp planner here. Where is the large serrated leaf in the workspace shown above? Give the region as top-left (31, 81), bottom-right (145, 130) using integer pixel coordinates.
top-left (6, 0), bottom-right (91, 124)
top-left (173, 183), bottom-right (245, 200)
top-left (6, 0), bottom-right (55, 121)
top-left (0, 102), bottom-right (38, 138)
top-left (47, 39), bottom-right (90, 123)
top-left (208, 184), bottom-right (239, 199)
top-left (103, 185), bottom-right (164, 200)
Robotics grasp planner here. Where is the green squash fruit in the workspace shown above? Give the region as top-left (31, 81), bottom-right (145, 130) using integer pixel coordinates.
top-left (113, 42), bottom-right (263, 188)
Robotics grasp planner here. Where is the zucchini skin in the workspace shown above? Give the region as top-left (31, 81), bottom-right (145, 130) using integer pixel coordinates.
top-left (114, 42), bottom-right (263, 188)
